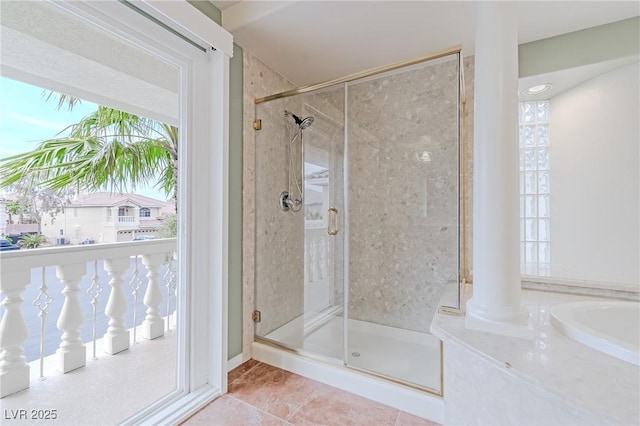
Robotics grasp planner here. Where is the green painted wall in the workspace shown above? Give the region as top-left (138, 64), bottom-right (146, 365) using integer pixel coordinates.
top-left (187, 2), bottom-right (243, 360)
top-left (519, 17), bottom-right (640, 77)
top-left (186, 1), bottom-right (222, 25)
top-left (227, 44), bottom-right (243, 359)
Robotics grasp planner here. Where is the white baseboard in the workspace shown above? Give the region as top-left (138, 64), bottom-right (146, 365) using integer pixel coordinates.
top-left (251, 341), bottom-right (444, 424)
top-left (227, 353), bottom-right (244, 371)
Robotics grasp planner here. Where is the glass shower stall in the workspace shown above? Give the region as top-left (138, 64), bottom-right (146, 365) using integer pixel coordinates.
top-left (253, 48), bottom-right (462, 394)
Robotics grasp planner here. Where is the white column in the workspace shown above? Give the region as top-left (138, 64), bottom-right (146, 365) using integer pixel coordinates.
top-left (0, 270), bottom-right (30, 398)
top-left (465, 1), bottom-right (532, 338)
top-left (111, 207), bottom-right (119, 223)
top-left (141, 253), bottom-right (165, 339)
top-left (131, 206), bottom-right (140, 226)
top-left (103, 257), bottom-right (131, 354)
top-left (56, 263), bottom-right (87, 372)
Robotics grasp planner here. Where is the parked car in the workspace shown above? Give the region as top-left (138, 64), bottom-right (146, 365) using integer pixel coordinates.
top-left (0, 238), bottom-right (19, 251)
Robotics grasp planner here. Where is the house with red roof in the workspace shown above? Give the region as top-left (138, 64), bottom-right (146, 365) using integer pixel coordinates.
top-left (40, 192), bottom-right (175, 244)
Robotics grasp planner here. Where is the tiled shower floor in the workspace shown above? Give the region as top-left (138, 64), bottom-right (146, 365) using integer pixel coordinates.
top-left (183, 360), bottom-right (440, 426)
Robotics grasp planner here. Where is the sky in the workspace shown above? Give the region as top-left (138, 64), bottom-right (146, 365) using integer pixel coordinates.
top-left (0, 77), bottom-right (167, 200)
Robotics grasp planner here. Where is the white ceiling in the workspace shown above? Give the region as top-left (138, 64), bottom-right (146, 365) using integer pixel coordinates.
top-left (0, 1), bottom-right (179, 124)
top-left (212, 1), bottom-right (639, 87)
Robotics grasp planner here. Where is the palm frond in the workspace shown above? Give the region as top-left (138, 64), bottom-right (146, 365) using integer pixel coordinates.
top-left (42, 91), bottom-right (82, 111)
top-left (0, 105), bottom-right (177, 197)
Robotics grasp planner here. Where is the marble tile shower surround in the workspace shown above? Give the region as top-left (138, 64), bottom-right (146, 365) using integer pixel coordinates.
top-left (243, 50), bottom-right (296, 358)
top-left (243, 52), bottom-right (472, 342)
top-left (462, 56), bottom-right (474, 282)
top-left (243, 50), bottom-right (476, 356)
top-left (347, 58), bottom-right (460, 333)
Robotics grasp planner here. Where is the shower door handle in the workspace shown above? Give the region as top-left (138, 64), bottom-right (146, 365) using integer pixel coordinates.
top-left (327, 207), bottom-right (339, 236)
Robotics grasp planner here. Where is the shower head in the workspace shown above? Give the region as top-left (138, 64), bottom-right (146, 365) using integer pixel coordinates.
top-left (298, 115), bottom-right (314, 129)
top-left (286, 110), bottom-right (314, 129)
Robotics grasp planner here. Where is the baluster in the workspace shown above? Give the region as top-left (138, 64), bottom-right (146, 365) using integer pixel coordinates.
top-left (310, 239), bottom-right (318, 283)
top-left (318, 238), bottom-right (327, 281)
top-left (32, 267), bottom-right (53, 379)
top-left (129, 256), bottom-right (143, 343)
top-left (304, 237), bottom-right (311, 284)
top-left (103, 257), bottom-right (130, 355)
top-left (55, 263), bottom-right (87, 373)
top-left (163, 254), bottom-right (176, 332)
top-left (87, 260), bottom-right (103, 359)
top-left (141, 253), bottom-right (165, 340)
top-left (0, 269), bottom-right (31, 398)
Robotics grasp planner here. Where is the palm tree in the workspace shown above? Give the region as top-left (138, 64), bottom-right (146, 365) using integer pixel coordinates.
top-left (0, 104), bottom-right (178, 204)
top-left (5, 199), bottom-right (22, 224)
top-left (16, 233), bottom-right (46, 249)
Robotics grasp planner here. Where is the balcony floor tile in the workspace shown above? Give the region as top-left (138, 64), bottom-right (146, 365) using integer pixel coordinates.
top-left (0, 332), bottom-right (176, 425)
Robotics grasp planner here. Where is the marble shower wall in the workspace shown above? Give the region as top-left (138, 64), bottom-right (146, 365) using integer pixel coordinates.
top-left (462, 56), bottom-right (475, 284)
top-left (347, 57), bottom-right (461, 333)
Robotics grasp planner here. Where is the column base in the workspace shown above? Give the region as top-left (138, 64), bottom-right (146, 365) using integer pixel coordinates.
top-left (57, 346), bottom-right (86, 373)
top-left (141, 320), bottom-right (165, 340)
top-left (103, 331), bottom-right (130, 355)
top-left (465, 298), bottom-right (533, 339)
top-left (0, 365), bottom-right (30, 398)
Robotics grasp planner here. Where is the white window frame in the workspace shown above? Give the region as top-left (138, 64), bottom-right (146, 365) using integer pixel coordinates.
top-left (10, 1), bottom-right (232, 423)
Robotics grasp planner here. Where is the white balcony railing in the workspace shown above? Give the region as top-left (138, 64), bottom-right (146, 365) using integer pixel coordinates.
top-left (117, 215), bottom-right (136, 223)
top-left (104, 215), bottom-right (139, 227)
top-left (0, 239), bottom-right (177, 398)
top-left (305, 226), bottom-right (331, 285)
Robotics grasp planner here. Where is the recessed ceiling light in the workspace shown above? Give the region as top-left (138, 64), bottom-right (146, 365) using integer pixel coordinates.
top-left (523, 83), bottom-right (553, 95)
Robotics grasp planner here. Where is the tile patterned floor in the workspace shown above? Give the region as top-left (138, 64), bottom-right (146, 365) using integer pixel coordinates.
top-left (183, 360), bottom-right (440, 426)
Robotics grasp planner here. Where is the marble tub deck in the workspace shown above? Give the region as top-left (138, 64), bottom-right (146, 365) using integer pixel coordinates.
top-left (432, 288), bottom-right (640, 425)
top-left (183, 361), bottom-right (439, 426)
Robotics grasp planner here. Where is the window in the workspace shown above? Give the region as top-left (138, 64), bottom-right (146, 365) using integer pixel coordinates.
top-left (519, 100), bottom-right (550, 275)
top-left (139, 207), bottom-right (151, 217)
top-left (0, 1), bottom-right (231, 424)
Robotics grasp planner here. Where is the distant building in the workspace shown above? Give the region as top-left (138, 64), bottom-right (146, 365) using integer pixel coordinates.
top-left (40, 192), bottom-right (175, 244)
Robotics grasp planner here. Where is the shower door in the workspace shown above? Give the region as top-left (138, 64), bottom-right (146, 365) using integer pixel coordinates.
top-left (254, 85), bottom-right (345, 361)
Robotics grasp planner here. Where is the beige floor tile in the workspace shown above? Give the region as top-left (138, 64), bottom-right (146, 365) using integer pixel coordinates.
top-left (288, 384), bottom-right (399, 426)
top-left (395, 410), bottom-right (441, 426)
top-left (229, 359), bottom-right (262, 384)
top-left (183, 395), bottom-right (285, 426)
top-left (228, 363), bottom-right (324, 420)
